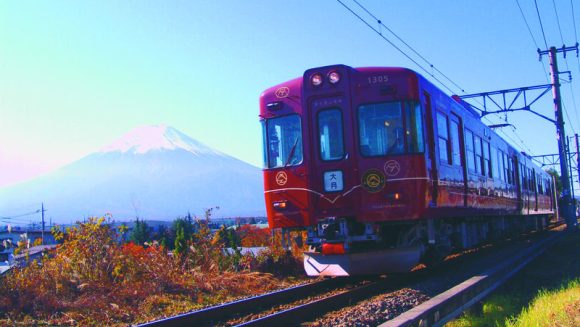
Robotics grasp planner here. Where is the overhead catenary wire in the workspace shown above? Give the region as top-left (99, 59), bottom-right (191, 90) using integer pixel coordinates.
top-left (334, 0), bottom-right (462, 95)
top-left (337, 0), bottom-right (538, 155)
top-left (534, 0), bottom-right (550, 50)
top-left (349, 0), bottom-right (465, 93)
top-left (515, 0), bottom-right (552, 84)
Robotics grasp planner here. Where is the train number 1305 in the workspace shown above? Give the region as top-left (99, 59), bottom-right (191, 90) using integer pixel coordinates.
top-left (368, 75), bottom-right (389, 84)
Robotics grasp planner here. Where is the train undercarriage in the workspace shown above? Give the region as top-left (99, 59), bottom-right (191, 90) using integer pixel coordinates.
top-left (289, 215), bottom-right (551, 276)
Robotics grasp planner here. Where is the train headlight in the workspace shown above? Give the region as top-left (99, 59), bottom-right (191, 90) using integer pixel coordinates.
top-left (328, 71), bottom-right (341, 84)
top-left (311, 73), bottom-right (323, 87)
top-left (273, 200), bottom-right (287, 210)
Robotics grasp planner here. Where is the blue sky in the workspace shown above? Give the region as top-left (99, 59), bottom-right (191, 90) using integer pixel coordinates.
top-left (1, 0), bottom-right (579, 189)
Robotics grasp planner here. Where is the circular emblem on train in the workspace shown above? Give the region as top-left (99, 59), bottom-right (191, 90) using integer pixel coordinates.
top-left (361, 169), bottom-right (385, 193)
top-left (384, 160), bottom-right (401, 177)
top-left (275, 86), bottom-right (290, 98)
top-left (275, 171), bottom-right (288, 186)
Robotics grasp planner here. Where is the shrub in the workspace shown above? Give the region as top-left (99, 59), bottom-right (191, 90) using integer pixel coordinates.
top-left (0, 216), bottom-right (305, 325)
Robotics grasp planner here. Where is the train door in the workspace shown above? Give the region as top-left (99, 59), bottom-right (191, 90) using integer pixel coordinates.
top-left (423, 92), bottom-right (438, 206)
top-left (308, 96), bottom-right (358, 219)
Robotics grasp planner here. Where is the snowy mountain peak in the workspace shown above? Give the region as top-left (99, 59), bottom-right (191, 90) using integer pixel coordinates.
top-left (99, 124), bottom-right (225, 156)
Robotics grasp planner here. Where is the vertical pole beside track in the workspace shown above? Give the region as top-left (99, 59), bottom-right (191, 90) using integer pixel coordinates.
top-left (567, 138), bottom-right (575, 208)
top-left (539, 45), bottom-right (577, 229)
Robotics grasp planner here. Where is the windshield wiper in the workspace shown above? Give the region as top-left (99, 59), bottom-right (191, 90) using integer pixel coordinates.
top-left (284, 138), bottom-right (299, 167)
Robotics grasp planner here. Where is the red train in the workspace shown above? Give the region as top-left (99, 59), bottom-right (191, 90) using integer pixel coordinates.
top-left (259, 65), bottom-right (556, 276)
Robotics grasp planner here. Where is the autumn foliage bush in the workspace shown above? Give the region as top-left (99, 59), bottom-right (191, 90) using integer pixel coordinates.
top-left (0, 217), bottom-right (305, 326)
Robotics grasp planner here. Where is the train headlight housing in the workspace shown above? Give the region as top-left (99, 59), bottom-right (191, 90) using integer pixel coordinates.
top-left (311, 73), bottom-right (323, 87)
top-left (328, 71), bottom-right (341, 84)
top-left (273, 200), bottom-right (287, 210)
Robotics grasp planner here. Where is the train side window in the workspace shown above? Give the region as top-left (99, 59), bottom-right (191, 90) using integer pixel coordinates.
top-left (520, 165), bottom-right (528, 190)
top-left (474, 136), bottom-right (483, 175)
top-left (436, 111), bottom-right (451, 164)
top-left (504, 154), bottom-right (509, 183)
top-left (449, 119), bottom-right (461, 166)
top-left (318, 108), bottom-right (345, 161)
top-left (465, 130), bottom-right (475, 171)
top-left (491, 147), bottom-right (499, 179)
top-left (497, 150), bottom-right (504, 181)
top-left (483, 141), bottom-right (492, 178)
top-left (405, 102), bottom-right (425, 153)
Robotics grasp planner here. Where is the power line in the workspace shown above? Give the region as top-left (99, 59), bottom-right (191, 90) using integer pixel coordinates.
top-left (516, 0), bottom-right (541, 50)
top-left (534, 0), bottom-right (549, 49)
top-left (350, 0), bottom-right (465, 93)
top-left (338, 0), bottom-right (538, 155)
top-left (552, 0), bottom-right (565, 45)
top-left (0, 209), bottom-right (41, 220)
top-left (334, 0), bottom-right (462, 95)
top-left (515, 0), bottom-right (551, 83)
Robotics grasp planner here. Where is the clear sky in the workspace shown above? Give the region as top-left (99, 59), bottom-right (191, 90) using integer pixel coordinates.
top-left (1, 1), bottom-right (580, 190)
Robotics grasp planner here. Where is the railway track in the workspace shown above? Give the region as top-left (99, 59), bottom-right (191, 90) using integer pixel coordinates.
top-left (139, 223), bottom-right (567, 327)
top-left (137, 276), bottom-right (378, 327)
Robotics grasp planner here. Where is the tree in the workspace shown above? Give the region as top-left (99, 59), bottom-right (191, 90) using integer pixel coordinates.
top-left (173, 224), bottom-right (186, 256)
top-left (546, 168), bottom-right (562, 195)
top-left (130, 218), bottom-right (150, 245)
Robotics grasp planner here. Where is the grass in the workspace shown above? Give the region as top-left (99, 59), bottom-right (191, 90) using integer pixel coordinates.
top-left (505, 279), bottom-right (580, 327)
top-left (448, 279), bottom-right (580, 327)
top-left (447, 228), bottom-right (580, 327)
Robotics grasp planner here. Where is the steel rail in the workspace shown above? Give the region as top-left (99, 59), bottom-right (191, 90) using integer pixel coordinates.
top-left (137, 277), bottom-right (349, 327)
top-left (234, 275), bottom-right (407, 327)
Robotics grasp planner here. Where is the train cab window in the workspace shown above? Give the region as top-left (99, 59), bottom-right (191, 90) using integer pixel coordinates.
top-left (358, 102), bottom-right (405, 156)
top-left (465, 130), bottom-right (475, 171)
top-left (318, 108), bottom-right (345, 161)
top-left (436, 111), bottom-right (451, 164)
top-left (263, 114), bottom-right (303, 169)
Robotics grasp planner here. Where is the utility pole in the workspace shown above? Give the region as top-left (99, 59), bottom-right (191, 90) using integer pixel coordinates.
top-left (41, 203), bottom-right (46, 245)
top-left (538, 44), bottom-right (579, 229)
top-left (574, 134), bottom-right (580, 190)
top-left (567, 138), bottom-right (575, 204)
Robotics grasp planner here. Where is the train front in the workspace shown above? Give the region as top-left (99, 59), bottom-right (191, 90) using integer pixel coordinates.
top-left (260, 65), bottom-right (429, 276)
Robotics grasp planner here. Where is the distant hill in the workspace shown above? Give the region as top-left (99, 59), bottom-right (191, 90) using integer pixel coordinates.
top-left (0, 125), bottom-right (265, 223)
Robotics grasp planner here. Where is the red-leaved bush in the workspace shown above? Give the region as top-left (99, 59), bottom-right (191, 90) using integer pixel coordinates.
top-left (0, 217), bottom-right (305, 326)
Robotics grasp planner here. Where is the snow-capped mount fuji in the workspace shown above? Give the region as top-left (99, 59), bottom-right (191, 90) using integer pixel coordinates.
top-left (0, 125), bottom-right (265, 222)
top-left (99, 124), bottom-right (226, 156)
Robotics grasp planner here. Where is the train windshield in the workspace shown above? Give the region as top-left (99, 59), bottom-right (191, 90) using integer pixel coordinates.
top-left (262, 114), bottom-right (303, 169)
top-left (358, 101), bottom-right (424, 156)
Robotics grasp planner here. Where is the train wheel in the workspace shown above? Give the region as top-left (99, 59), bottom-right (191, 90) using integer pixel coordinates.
top-left (422, 243), bottom-right (451, 268)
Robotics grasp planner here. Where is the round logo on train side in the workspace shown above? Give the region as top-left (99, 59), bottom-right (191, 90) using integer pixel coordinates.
top-left (362, 169), bottom-right (385, 193)
top-left (275, 171), bottom-right (288, 186)
top-left (275, 86), bottom-right (290, 98)
top-left (383, 160), bottom-right (401, 177)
